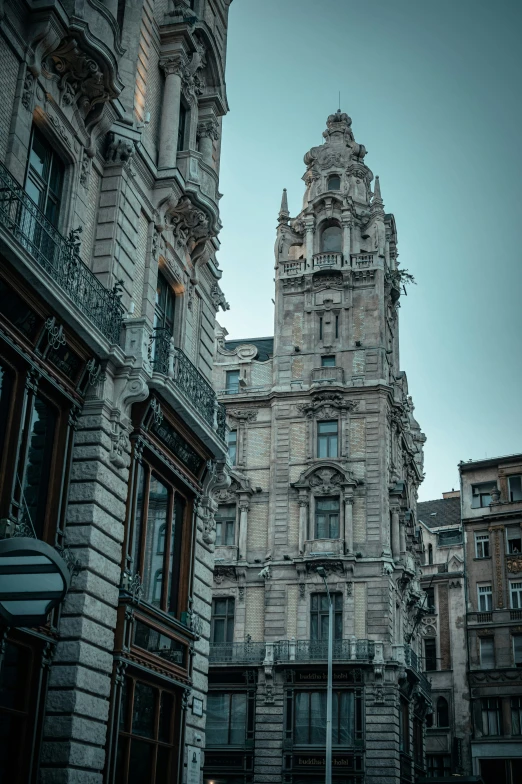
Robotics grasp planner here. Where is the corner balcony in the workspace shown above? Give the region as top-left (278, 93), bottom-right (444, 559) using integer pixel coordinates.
top-left (0, 159), bottom-right (124, 348)
top-left (310, 366), bottom-right (344, 386)
top-left (148, 327), bottom-right (226, 450)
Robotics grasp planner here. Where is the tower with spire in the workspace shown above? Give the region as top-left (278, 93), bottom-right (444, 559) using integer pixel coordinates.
top-left (211, 111), bottom-right (429, 784)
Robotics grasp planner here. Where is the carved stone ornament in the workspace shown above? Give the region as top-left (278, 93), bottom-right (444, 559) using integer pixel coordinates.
top-left (80, 152), bottom-right (91, 187)
top-left (305, 558), bottom-right (344, 576)
top-left (181, 43), bottom-right (206, 105)
top-left (214, 565), bottom-right (237, 584)
top-left (292, 462), bottom-right (358, 496)
top-left (110, 425), bottom-right (130, 469)
top-left (167, 196), bottom-right (211, 251)
top-left (197, 118), bottom-right (219, 141)
top-left (105, 132), bottom-right (135, 164)
top-left (313, 273), bottom-right (343, 289)
top-left (228, 409), bottom-right (258, 423)
top-left (507, 557), bottom-right (522, 574)
top-left (210, 283), bottom-right (229, 312)
top-left (297, 392), bottom-right (359, 419)
top-left (44, 37), bottom-right (119, 129)
top-left (21, 70), bottom-right (35, 110)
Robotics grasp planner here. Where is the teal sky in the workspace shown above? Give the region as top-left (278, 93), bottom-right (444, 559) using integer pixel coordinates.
top-left (216, 0), bottom-right (522, 502)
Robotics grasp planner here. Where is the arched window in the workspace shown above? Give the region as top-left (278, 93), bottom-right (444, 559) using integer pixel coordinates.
top-left (437, 697), bottom-right (449, 727)
top-left (428, 544), bottom-right (433, 565)
top-left (321, 224), bottom-right (342, 253)
top-left (327, 174), bottom-right (341, 191)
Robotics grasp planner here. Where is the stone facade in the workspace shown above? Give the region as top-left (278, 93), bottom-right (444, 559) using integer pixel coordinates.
top-left (460, 455), bottom-right (522, 784)
top-left (0, 1), bottom-right (233, 782)
top-left (208, 112), bottom-right (430, 784)
top-left (418, 493), bottom-right (470, 777)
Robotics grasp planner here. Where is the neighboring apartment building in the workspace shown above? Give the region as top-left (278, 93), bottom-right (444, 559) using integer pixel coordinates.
top-left (461, 455), bottom-right (522, 784)
top-left (208, 111), bottom-right (431, 784)
top-left (0, 0), bottom-right (233, 782)
top-left (418, 492), bottom-right (470, 778)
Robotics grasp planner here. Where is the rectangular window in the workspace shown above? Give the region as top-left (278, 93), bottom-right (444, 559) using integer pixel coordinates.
top-left (426, 756), bottom-right (451, 777)
top-left (115, 675), bottom-right (178, 783)
top-left (481, 697), bottom-right (502, 736)
top-left (399, 698), bottom-right (409, 753)
top-left (206, 692), bottom-right (247, 746)
top-left (225, 370), bottom-right (240, 394)
top-left (177, 101), bottom-right (187, 152)
top-left (319, 316), bottom-right (323, 341)
top-left (510, 583), bottom-right (522, 610)
top-left (506, 527), bottom-right (522, 554)
top-left (475, 533), bottom-right (490, 558)
top-left (413, 716), bottom-right (423, 766)
top-left (154, 272), bottom-right (176, 333)
top-left (310, 593), bottom-right (342, 641)
top-left (0, 638), bottom-right (38, 781)
top-left (425, 586), bottom-right (435, 612)
top-left (317, 420), bottom-right (338, 458)
top-left (321, 355), bottom-right (336, 367)
top-left (226, 429), bottom-right (237, 465)
top-left (335, 314), bottom-right (339, 339)
top-left (314, 496), bottom-right (340, 539)
top-left (211, 597), bottom-right (235, 644)
top-left (478, 585), bottom-right (493, 612)
top-left (424, 638), bottom-right (437, 671)
top-left (508, 475), bottom-right (522, 502)
top-left (25, 126), bottom-right (64, 227)
top-left (480, 637), bottom-right (495, 667)
top-left (471, 482), bottom-right (496, 508)
top-left (513, 634), bottom-right (522, 667)
top-left (18, 395), bottom-right (56, 539)
top-left (511, 696), bottom-right (522, 735)
top-left (130, 463), bottom-right (187, 616)
top-left (215, 504), bottom-right (236, 547)
top-left (294, 690), bottom-right (355, 746)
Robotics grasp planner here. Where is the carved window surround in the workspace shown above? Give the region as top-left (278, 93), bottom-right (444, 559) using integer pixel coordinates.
top-left (297, 393), bottom-right (359, 461)
top-left (213, 468), bottom-right (253, 561)
top-left (226, 408), bottom-right (258, 469)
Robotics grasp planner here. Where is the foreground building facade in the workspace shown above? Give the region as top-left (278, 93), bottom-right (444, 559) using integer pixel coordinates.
top-left (460, 455), bottom-right (522, 784)
top-left (0, 0), bottom-right (233, 781)
top-left (209, 112), bottom-right (430, 784)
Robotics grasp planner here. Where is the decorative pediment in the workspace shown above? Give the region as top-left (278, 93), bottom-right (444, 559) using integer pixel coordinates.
top-left (214, 468), bottom-right (252, 503)
top-left (297, 392), bottom-right (359, 419)
top-left (213, 565), bottom-right (237, 584)
top-left (292, 462), bottom-right (358, 495)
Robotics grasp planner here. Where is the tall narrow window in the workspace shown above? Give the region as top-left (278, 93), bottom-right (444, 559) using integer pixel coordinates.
top-left (319, 316), bottom-right (323, 341)
top-left (215, 504), bottom-right (236, 547)
top-left (478, 585), bottom-right (493, 612)
top-left (513, 635), bottom-right (522, 667)
top-left (206, 693), bottom-right (248, 746)
top-left (436, 697), bottom-right (449, 727)
top-left (177, 101), bottom-right (187, 152)
top-left (226, 429), bottom-right (237, 465)
top-left (399, 698), bottom-right (409, 753)
top-left (508, 475), bottom-right (522, 502)
top-left (481, 698), bottom-right (502, 736)
top-left (475, 533), bottom-right (490, 558)
top-left (327, 174), bottom-right (341, 191)
top-left (335, 314), bottom-right (339, 338)
top-left (427, 544), bottom-right (433, 564)
top-left (225, 370), bottom-right (240, 394)
top-left (310, 593), bottom-right (342, 641)
top-left (317, 420), bottom-right (338, 458)
top-left (315, 496), bottom-right (340, 539)
top-left (321, 224), bottom-right (342, 253)
top-left (143, 476), bottom-right (169, 606)
top-left (211, 598), bottom-right (235, 643)
top-left (154, 272), bottom-right (176, 334)
top-left (294, 690), bottom-right (355, 746)
top-left (425, 586), bottom-right (435, 612)
top-left (424, 638), bottom-right (437, 671)
top-left (480, 636), bottom-right (495, 667)
top-left (510, 583), bottom-right (522, 610)
top-left (507, 527), bottom-right (522, 554)
top-left (511, 697), bottom-right (522, 734)
top-left (24, 127), bottom-right (64, 226)
top-left (18, 396), bottom-right (56, 539)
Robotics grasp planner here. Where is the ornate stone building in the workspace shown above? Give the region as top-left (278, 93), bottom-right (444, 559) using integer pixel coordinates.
top-left (460, 455), bottom-right (522, 784)
top-left (0, 0), bottom-right (233, 782)
top-left (209, 112), bottom-right (430, 784)
top-left (418, 492), bottom-right (470, 777)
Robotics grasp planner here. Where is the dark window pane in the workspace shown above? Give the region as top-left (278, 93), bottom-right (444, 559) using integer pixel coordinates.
top-left (128, 739), bottom-right (153, 784)
top-left (206, 693), bottom-right (229, 745)
top-left (310, 691), bottom-right (326, 744)
top-left (0, 643), bottom-right (30, 710)
top-left (321, 225), bottom-right (342, 253)
top-left (230, 693), bottom-right (246, 744)
top-left (119, 678), bottom-right (128, 731)
top-left (114, 736), bottom-right (127, 784)
top-left (155, 745), bottom-right (171, 784)
top-left (132, 682), bottom-right (156, 739)
top-left (294, 692), bottom-right (309, 744)
top-left (142, 476), bottom-right (169, 606)
top-left (159, 692), bottom-right (173, 743)
top-left (168, 494), bottom-right (185, 615)
top-left (132, 463), bottom-right (146, 572)
top-left (20, 396), bottom-right (56, 538)
top-left (328, 175), bottom-right (341, 191)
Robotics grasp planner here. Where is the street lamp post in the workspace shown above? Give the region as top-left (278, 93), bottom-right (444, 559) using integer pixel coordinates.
top-left (316, 566), bottom-right (332, 784)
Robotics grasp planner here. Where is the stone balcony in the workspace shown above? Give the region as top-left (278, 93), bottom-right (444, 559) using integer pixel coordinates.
top-left (0, 158), bottom-right (124, 350)
top-left (312, 252), bottom-right (344, 270)
top-left (467, 608), bottom-right (522, 625)
top-left (310, 366), bottom-right (344, 386)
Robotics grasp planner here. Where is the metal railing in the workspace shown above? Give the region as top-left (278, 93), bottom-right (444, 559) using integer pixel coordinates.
top-left (404, 645), bottom-right (419, 672)
top-left (209, 641), bottom-right (266, 664)
top-left (0, 158), bottom-right (123, 344)
top-left (149, 326), bottom-right (171, 375)
top-left (274, 639), bottom-right (375, 663)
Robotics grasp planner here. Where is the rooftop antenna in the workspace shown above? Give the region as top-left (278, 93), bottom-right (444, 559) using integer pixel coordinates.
top-left (338, 91), bottom-right (341, 111)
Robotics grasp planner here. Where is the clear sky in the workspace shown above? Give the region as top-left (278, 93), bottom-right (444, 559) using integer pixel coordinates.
top-left (216, 0), bottom-right (522, 502)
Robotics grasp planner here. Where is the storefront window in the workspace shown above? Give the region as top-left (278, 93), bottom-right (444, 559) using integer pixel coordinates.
top-left (0, 639), bottom-right (37, 782)
top-left (293, 690), bottom-right (355, 746)
top-left (206, 692), bottom-right (247, 746)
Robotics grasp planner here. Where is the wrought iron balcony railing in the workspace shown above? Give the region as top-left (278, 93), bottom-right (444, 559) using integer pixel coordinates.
top-left (0, 158), bottom-right (124, 344)
top-left (148, 329), bottom-right (226, 441)
top-left (209, 641), bottom-right (266, 664)
top-left (274, 639), bottom-right (375, 663)
top-left (404, 644), bottom-right (419, 672)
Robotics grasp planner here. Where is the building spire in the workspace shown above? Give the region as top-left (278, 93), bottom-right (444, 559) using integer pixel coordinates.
top-left (371, 176), bottom-right (385, 217)
top-left (278, 188), bottom-right (290, 224)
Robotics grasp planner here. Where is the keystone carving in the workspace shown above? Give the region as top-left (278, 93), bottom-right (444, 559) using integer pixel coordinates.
top-left (214, 565), bottom-right (237, 584)
top-left (297, 392), bottom-right (359, 419)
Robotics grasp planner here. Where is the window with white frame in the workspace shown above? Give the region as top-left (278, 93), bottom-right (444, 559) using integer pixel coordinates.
top-left (480, 636), bottom-right (495, 667)
top-left (475, 533), bottom-right (490, 558)
top-left (478, 585), bottom-right (493, 612)
top-left (226, 429), bottom-right (237, 465)
top-left (506, 527), bottom-right (522, 554)
top-left (511, 582), bottom-right (522, 610)
top-left (508, 475), bottom-right (522, 502)
top-left (471, 482), bottom-right (496, 508)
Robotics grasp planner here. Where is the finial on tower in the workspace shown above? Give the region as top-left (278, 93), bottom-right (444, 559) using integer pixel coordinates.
top-left (373, 176), bottom-right (382, 203)
top-left (278, 188), bottom-right (290, 224)
top-left (371, 176), bottom-right (385, 217)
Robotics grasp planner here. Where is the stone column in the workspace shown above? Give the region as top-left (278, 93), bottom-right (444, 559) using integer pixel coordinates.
top-left (399, 516), bottom-right (407, 555)
top-left (342, 215), bottom-right (352, 263)
top-left (238, 497), bottom-right (249, 560)
top-left (298, 498), bottom-right (309, 554)
top-left (391, 505), bottom-right (400, 561)
top-left (158, 56), bottom-right (184, 170)
top-left (305, 219), bottom-right (315, 266)
top-left (344, 495), bottom-right (354, 553)
top-left (197, 119), bottom-right (219, 167)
